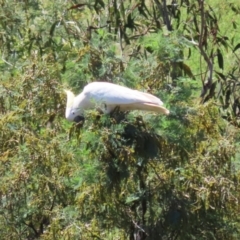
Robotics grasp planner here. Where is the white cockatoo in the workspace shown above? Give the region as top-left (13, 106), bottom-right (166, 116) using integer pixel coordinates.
top-left (64, 82), bottom-right (170, 122)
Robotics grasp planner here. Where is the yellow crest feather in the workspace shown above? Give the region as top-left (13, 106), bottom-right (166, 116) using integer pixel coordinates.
top-left (64, 90), bottom-right (75, 108)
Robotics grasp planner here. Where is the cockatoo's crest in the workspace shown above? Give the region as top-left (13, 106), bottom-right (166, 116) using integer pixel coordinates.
top-left (64, 90), bottom-right (75, 108)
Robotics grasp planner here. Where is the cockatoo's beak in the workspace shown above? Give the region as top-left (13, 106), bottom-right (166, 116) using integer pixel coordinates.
top-left (74, 115), bottom-right (85, 123)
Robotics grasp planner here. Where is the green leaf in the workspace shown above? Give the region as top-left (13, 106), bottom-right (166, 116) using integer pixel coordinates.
top-left (233, 43), bottom-right (240, 52)
top-left (215, 71), bottom-right (226, 81)
top-left (179, 62), bottom-right (195, 79)
top-left (217, 48), bottom-right (224, 70)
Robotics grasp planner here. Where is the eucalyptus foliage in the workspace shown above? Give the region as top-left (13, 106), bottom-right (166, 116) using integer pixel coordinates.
top-left (0, 0), bottom-right (240, 239)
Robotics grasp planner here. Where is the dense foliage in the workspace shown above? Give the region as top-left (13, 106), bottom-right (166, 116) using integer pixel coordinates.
top-left (1, 0), bottom-right (240, 239)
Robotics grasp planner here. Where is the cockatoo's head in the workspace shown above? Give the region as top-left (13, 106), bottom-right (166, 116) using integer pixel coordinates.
top-left (64, 90), bottom-right (85, 123)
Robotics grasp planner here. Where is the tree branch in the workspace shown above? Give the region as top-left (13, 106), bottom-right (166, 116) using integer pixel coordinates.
top-left (198, 0), bottom-right (214, 98)
top-left (154, 0), bottom-right (173, 31)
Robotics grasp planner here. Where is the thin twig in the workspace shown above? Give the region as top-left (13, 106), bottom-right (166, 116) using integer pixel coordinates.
top-left (132, 220), bottom-right (149, 236)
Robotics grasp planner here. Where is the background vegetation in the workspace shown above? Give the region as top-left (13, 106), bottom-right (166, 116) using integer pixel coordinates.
top-left (1, 0), bottom-right (240, 239)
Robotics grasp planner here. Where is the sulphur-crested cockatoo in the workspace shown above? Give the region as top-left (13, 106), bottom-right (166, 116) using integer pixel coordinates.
top-left (64, 82), bottom-right (169, 122)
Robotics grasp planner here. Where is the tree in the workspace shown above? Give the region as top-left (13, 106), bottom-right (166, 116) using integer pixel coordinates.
top-left (0, 0), bottom-right (240, 239)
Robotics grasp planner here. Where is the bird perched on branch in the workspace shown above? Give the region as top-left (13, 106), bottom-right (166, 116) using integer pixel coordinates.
top-left (64, 82), bottom-right (170, 122)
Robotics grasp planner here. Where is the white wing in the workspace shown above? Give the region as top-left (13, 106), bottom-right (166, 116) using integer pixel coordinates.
top-left (82, 82), bottom-right (169, 114)
top-left (83, 82), bottom-right (161, 105)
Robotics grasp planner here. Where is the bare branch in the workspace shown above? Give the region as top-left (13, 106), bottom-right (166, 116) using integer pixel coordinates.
top-left (154, 0), bottom-right (173, 31)
top-left (198, 0), bottom-right (214, 98)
